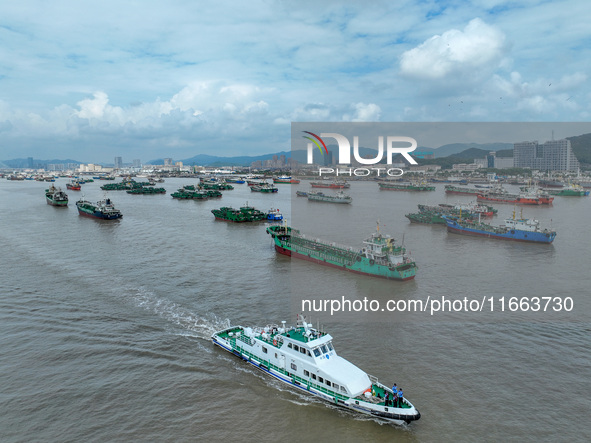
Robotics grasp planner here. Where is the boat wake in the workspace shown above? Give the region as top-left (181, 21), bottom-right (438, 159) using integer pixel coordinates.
top-left (125, 285), bottom-right (230, 340)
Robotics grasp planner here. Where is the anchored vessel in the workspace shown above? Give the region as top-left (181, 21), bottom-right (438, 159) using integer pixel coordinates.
top-left (251, 183), bottom-right (279, 193)
top-left (273, 176), bottom-right (301, 184)
top-left (444, 212), bottom-right (556, 243)
top-left (76, 198), bottom-right (122, 220)
top-left (212, 315), bottom-right (421, 425)
top-left (45, 185), bottom-right (68, 206)
top-left (212, 204), bottom-right (267, 222)
top-left (66, 180), bottom-right (81, 191)
top-left (266, 224), bottom-right (416, 280)
top-left (310, 180), bottom-right (350, 189)
top-left (378, 182), bottom-right (435, 191)
top-left (307, 190), bottom-right (352, 204)
top-left (405, 203), bottom-right (497, 225)
top-left (546, 184), bottom-right (590, 197)
top-left (444, 185), bottom-right (482, 196)
top-left (266, 209), bottom-right (284, 221)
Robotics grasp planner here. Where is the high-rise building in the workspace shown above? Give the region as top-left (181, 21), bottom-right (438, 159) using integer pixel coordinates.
top-left (513, 139), bottom-right (579, 171)
top-left (114, 156), bottom-right (123, 169)
top-left (133, 159), bottom-right (141, 168)
top-left (164, 158), bottom-right (173, 166)
top-left (27, 157), bottom-right (34, 168)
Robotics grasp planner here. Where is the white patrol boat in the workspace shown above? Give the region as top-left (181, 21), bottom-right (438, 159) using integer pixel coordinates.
top-left (212, 315), bottom-right (420, 425)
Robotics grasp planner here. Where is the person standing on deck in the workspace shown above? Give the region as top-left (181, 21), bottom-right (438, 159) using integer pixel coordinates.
top-left (397, 388), bottom-right (404, 407)
top-left (384, 390), bottom-right (390, 407)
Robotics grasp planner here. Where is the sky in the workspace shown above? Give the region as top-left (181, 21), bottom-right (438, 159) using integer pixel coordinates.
top-left (1, 0), bottom-right (590, 163)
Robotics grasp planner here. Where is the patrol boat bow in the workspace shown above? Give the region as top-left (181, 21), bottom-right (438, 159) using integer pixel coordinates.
top-left (212, 315), bottom-right (421, 425)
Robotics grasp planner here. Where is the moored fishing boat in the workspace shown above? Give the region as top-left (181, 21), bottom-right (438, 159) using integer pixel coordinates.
top-left (66, 180), bottom-right (81, 191)
top-left (545, 184), bottom-right (589, 196)
top-left (126, 187), bottom-right (166, 195)
top-left (247, 179), bottom-right (267, 187)
top-left (379, 182), bottom-right (435, 191)
top-left (419, 203), bottom-right (497, 217)
top-left (251, 183), bottom-right (279, 193)
top-left (200, 182), bottom-right (234, 191)
top-left (310, 180), bottom-right (350, 189)
top-left (76, 198), bottom-right (122, 220)
top-left (296, 190), bottom-right (308, 197)
top-left (45, 185), bottom-right (68, 206)
top-left (444, 212), bottom-right (556, 243)
top-left (212, 315), bottom-right (420, 425)
top-left (477, 190), bottom-right (542, 205)
top-left (307, 190), bottom-right (352, 204)
top-left (444, 185), bottom-right (482, 196)
top-left (405, 211), bottom-right (447, 224)
top-left (266, 223), bottom-right (417, 280)
top-left (273, 176), bottom-right (301, 184)
top-left (266, 209), bottom-right (284, 221)
top-left (211, 204), bottom-right (267, 222)
top-left (225, 177), bottom-right (245, 184)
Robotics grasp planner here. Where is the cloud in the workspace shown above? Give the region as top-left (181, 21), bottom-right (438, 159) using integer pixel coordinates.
top-left (400, 18), bottom-right (507, 81)
top-left (1, 2), bottom-right (591, 161)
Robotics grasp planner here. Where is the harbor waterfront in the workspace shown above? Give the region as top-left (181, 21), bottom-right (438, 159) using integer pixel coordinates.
top-left (1, 177), bottom-right (590, 442)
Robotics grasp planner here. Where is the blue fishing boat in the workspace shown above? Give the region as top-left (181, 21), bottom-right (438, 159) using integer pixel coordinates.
top-left (444, 212), bottom-right (556, 243)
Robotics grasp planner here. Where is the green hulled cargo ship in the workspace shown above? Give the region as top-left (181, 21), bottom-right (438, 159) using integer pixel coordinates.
top-left (171, 188), bottom-right (210, 199)
top-left (378, 181), bottom-right (435, 191)
top-left (266, 224), bottom-right (416, 280)
top-left (546, 184), bottom-right (589, 196)
top-left (212, 204), bottom-right (267, 222)
top-left (405, 211), bottom-right (447, 224)
top-left (126, 187), bottom-right (166, 194)
top-left (200, 182), bottom-right (234, 191)
top-left (406, 203), bottom-right (497, 225)
top-left (45, 185), bottom-right (69, 206)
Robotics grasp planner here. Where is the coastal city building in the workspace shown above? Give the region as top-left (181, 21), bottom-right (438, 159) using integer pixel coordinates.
top-left (473, 152), bottom-right (515, 169)
top-left (513, 138), bottom-right (580, 171)
top-left (114, 156), bottom-right (123, 169)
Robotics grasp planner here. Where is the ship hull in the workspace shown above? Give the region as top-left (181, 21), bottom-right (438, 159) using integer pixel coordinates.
top-left (46, 197), bottom-right (68, 206)
top-left (444, 190), bottom-right (480, 195)
top-left (379, 184), bottom-right (435, 191)
top-left (310, 183), bottom-right (347, 189)
top-left (477, 195), bottom-right (541, 205)
top-left (77, 209), bottom-right (122, 220)
top-left (274, 244), bottom-right (415, 281)
top-left (211, 333), bottom-right (420, 425)
top-left (307, 197), bottom-right (351, 204)
top-left (446, 222), bottom-right (555, 243)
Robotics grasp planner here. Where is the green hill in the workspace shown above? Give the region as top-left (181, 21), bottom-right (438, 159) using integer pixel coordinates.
top-left (567, 133), bottom-right (591, 165)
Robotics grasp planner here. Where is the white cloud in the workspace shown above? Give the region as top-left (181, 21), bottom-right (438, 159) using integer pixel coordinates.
top-left (344, 103), bottom-right (382, 122)
top-left (1, 2), bottom-right (591, 161)
top-left (400, 18), bottom-right (507, 80)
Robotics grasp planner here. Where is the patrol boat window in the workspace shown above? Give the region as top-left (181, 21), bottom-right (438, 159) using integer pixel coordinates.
top-left (313, 348), bottom-right (321, 357)
top-left (327, 342), bottom-right (334, 352)
top-left (321, 345), bottom-right (328, 354)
